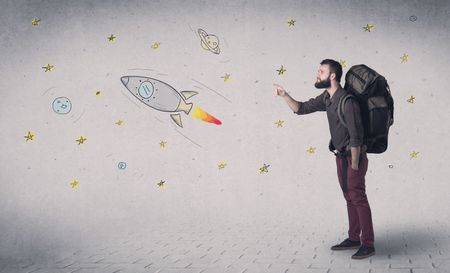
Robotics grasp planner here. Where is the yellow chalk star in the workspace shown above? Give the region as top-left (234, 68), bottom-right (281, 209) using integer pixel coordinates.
top-left (221, 74), bottom-right (231, 82)
top-left (157, 180), bottom-right (166, 188)
top-left (259, 163), bottom-right (270, 174)
top-left (400, 53), bottom-right (409, 63)
top-left (115, 119), bottom-right (124, 125)
top-left (277, 65), bottom-right (286, 75)
top-left (339, 59), bottom-right (347, 68)
top-left (306, 146), bottom-right (316, 154)
top-left (275, 120), bottom-right (284, 128)
top-left (24, 131), bottom-right (35, 141)
top-left (407, 95), bottom-right (416, 103)
top-left (70, 180), bottom-right (79, 189)
top-left (151, 42), bottom-right (161, 49)
top-left (363, 23), bottom-right (374, 32)
top-left (76, 136), bottom-right (87, 145)
top-left (287, 19), bottom-right (296, 27)
top-left (218, 162), bottom-right (227, 169)
top-left (42, 64), bottom-right (54, 72)
top-left (107, 34), bottom-right (116, 42)
top-left (160, 140), bottom-right (167, 148)
top-left (31, 18), bottom-right (41, 26)
top-left (410, 151), bottom-right (419, 159)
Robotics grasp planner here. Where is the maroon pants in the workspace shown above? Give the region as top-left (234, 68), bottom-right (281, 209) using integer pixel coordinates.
top-left (336, 152), bottom-right (374, 247)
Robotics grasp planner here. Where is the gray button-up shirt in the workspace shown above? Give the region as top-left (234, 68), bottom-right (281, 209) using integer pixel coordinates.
top-left (295, 87), bottom-right (364, 152)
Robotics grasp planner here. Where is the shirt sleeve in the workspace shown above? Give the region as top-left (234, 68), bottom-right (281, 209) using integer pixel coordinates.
top-left (343, 98), bottom-right (364, 147)
top-left (295, 91), bottom-right (327, 115)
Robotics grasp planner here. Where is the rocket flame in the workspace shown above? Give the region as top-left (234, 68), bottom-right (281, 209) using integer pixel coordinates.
top-left (191, 105), bottom-right (222, 125)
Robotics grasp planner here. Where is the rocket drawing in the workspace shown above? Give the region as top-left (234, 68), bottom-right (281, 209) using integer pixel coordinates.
top-left (121, 76), bottom-right (197, 127)
top-left (121, 76), bottom-right (220, 128)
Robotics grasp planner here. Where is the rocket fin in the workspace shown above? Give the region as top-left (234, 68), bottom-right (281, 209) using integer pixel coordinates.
top-left (180, 91), bottom-right (198, 100)
top-left (177, 100), bottom-right (194, 115)
top-left (170, 114), bottom-right (183, 128)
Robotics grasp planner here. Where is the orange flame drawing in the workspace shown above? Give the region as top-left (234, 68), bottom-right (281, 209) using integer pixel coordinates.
top-left (191, 105), bottom-right (222, 125)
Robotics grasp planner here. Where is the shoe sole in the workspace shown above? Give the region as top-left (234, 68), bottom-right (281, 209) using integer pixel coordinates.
top-left (331, 245), bottom-right (361, 251)
top-left (351, 251), bottom-right (376, 259)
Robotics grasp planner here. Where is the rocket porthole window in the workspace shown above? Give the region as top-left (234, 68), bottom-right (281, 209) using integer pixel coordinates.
top-left (138, 81), bottom-right (154, 99)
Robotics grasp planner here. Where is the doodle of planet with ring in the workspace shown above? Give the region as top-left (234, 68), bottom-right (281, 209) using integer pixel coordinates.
top-left (198, 28), bottom-right (220, 54)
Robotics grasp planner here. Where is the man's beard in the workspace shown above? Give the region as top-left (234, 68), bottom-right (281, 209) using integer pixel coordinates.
top-left (314, 75), bottom-right (331, 89)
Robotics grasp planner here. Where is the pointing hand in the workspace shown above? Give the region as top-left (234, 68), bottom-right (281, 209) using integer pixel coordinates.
top-left (273, 83), bottom-right (287, 97)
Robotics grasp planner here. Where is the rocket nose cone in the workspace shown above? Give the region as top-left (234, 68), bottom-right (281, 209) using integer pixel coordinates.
top-left (120, 76), bottom-right (129, 86)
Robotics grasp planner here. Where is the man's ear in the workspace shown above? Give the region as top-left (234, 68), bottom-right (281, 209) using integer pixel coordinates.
top-left (330, 72), bottom-right (336, 81)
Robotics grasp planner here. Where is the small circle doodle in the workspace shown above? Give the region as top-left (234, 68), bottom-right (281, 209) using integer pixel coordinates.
top-left (118, 162), bottom-right (127, 170)
top-left (409, 15), bottom-right (417, 22)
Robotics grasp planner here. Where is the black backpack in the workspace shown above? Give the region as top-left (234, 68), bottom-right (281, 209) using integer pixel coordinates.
top-left (338, 65), bottom-right (394, 154)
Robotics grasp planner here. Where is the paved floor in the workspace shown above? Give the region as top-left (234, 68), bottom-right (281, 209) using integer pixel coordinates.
top-left (2, 218), bottom-right (450, 273)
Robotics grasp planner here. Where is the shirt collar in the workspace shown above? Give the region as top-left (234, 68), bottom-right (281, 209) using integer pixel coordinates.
top-left (329, 86), bottom-right (345, 104)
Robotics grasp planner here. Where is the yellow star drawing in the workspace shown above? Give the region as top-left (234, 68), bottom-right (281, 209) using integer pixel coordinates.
top-left (24, 131), bottom-right (35, 141)
top-left (151, 42), bottom-right (160, 49)
top-left (306, 146), bottom-right (316, 154)
top-left (363, 24), bottom-right (374, 32)
top-left (339, 59), bottom-right (347, 68)
top-left (221, 74), bottom-right (231, 82)
top-left (157, 180), bottom-right (165, 188)
top-left (407, 95), bottom-right (416, 103)
top-left (42, 64), bottom-right (54, 72)
top-left (95, 90), bottom-right (102, 96)
top-left (277, 65), bottom-right (286, 75)
top-left (76, 136), bottom-right (87, 145)
top-left (410, 151), bottom-right (419, 159)
top-left (107, 34), bottom-right (116, 42)
top-left (115, 119), bottom-right (124, 125)
top-left (259, 163), bottom-right (270, 174)
top-left (159, 140), bottom-right (167, 148)
top-left (218, 162), bottom-right (227, 169)
top-left (275, 120), bottom-right (284, 128)
top-left (70, 180), bottom-right (79, 189)
top-left (31, 18), bottom-right (41, 26)
top-left (287, 19), bottom-right (296, 27)
top-left (400, 53), bottom-right (409, 63)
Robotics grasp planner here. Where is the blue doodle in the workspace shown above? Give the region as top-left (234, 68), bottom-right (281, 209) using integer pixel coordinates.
top-left (52, 97), bottom-right (72, 114)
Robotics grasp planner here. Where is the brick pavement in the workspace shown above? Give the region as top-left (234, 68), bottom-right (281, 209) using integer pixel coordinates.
top-left (2, 220), bottom-right (450, 273)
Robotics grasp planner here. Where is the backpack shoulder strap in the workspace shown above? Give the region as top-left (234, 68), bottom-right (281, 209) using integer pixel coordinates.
top-left (337, 93), bottom-right (354, 129)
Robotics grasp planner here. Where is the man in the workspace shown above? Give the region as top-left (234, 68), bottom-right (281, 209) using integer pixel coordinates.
top-left (274, 59), bottom-right (375, 259)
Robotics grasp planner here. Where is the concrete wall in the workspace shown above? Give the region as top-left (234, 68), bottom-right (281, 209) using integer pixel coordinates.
top-left (1, 0), bottom-right (449, 261)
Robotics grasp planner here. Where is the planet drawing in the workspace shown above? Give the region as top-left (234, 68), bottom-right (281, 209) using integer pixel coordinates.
top-left (198, 28), bottom-right (220, 54)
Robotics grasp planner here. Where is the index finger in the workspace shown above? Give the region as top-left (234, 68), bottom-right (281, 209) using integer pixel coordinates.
top-left (273, 83), bottom-right (283, 89)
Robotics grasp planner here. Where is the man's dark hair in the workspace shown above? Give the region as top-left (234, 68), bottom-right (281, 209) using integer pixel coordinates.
top-left (320, 59), bottom-right (342, 83)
